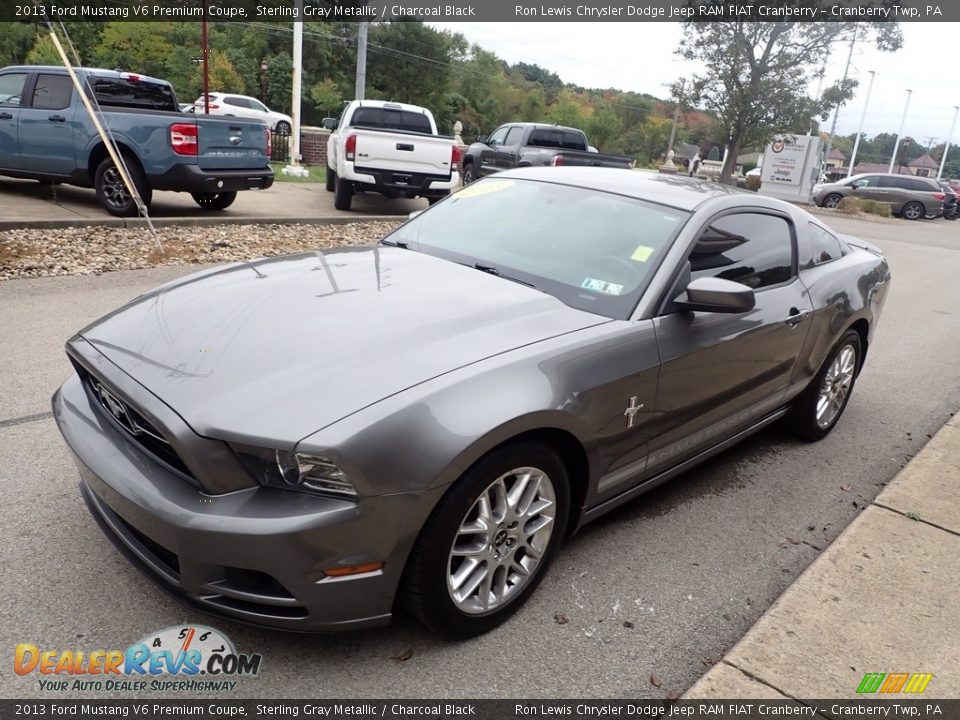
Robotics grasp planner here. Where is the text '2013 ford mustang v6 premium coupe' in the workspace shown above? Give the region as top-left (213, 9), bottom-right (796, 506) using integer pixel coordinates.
top-left (53, 168), bottom-right (890, 637)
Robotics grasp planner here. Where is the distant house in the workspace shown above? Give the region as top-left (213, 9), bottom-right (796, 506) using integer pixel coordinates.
top-left (907, 153), bottom-right (938, 177)
top-left (826, 147), bottom-right (846, 169)
top-left (851, 162), bottom-right (911, 176)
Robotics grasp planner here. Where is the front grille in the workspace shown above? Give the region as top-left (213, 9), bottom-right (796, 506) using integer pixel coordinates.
top-left (112, 510), bottom-right (181, 578)
top-left (73, 363), bottom-right (198, 484)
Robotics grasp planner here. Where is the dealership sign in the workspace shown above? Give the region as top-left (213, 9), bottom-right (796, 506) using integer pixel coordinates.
top-left (761, 135), bottom-right (812, 187)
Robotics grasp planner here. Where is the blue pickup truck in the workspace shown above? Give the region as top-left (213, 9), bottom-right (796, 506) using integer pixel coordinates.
top-left (0, 66), bottom-right (274, 216)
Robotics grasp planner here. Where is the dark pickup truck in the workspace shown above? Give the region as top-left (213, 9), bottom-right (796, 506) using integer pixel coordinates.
top-left (0, 65), bottom-right (273, 216)
top-left (462, 122), bottom-right (632, 183)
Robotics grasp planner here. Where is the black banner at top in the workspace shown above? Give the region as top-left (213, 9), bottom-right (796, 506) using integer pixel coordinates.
top-left (3, 0), bottom-right (955, 23)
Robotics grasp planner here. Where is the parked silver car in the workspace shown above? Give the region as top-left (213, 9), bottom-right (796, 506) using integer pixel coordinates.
top-left (54, 170), bottom-right (890, 637)
top-left (813, 173), bottom-right (944, 219)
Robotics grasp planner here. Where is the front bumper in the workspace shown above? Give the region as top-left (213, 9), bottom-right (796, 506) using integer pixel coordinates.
top-left (151, 164), bottom-right (275, 194)
top-left (53, 373), bottom-right (441, 632)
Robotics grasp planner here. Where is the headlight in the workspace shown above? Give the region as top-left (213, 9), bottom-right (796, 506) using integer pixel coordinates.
top-left (232, 443), bottom-right (358, 498)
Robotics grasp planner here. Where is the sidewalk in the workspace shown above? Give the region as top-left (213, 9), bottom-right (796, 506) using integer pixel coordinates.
top-left (685, 413), bottom-right (960, 700)
top-left (0, 176), bottom-right (419, 229)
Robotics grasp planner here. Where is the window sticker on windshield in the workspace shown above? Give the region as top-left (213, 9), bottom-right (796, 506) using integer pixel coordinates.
top-left (581, 278), bottom-right (624, 295)
top-left (454, 179), bottom-right (514, 199)
top-left (630, 245), bottom-right (655, 262)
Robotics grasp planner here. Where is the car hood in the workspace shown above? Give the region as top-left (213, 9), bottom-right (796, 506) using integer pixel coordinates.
top-left (79, 247), bottom-right (609, 445)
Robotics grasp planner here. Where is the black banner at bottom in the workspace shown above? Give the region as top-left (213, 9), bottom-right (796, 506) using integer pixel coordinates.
top-left (0, 700), bottom-right (956, 720)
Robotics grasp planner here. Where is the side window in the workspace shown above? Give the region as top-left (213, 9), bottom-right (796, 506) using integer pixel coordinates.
top-left (0, 73), bottom-right (27, 107)
top-left (224, 96), bottom-right (250, 108)
top-left (250, 100), bottom-right (269, 113)
top-left (808, 223), bottom-right (844, 266)
top-left (487, 126), bottom-right (509, 146)
top-left (31, 74), bottom-right (72, 110)
top-left (503, 126), bottom-right (524, 146)
top-left (852, 175), bottom-right (879, 188)
top-left (877, 176), bottom-right (896, 188)
top-left (690, 213), bottom-right (794, 290)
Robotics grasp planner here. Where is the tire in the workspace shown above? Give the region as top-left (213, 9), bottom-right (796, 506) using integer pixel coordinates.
top-left (820, 193), bottom-right (843, 209)
top-left (325, 167), bottom-right (335, 192)
top-left (334, 175), bottom-right (353, 210)
top-left (788, 329), bottom-right (862, 442)
top-left (401, 442), bottom-right (570, 638)
top-left (94, 156), bottom-right (152, 218)
top-left (462, 162), bottom-right (477, 185)
top-left (901, 201), bottom-right (924, 220)
top-left (191, 191), bottom-right (237, 211)
top-left (275, 121), bottom-right (291, 136)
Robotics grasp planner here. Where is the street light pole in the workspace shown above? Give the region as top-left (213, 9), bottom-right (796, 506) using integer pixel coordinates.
top-left (355, 22), bottom-right (368, 101)
top-left (847, 70), bottom-right (875, 178)
top-left (201, 0), bottom-right (209, 114)
top-left (823, 25), bottom-right (857, 175)
top-left (888, 89), bottom-right (912, 174)
top-left (937, 106), bottom-right (959, 180)
top-left (665, 79), bottom-right (684, 166)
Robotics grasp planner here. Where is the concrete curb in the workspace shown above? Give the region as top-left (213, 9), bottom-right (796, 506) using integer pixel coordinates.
top-left (0, 215), bottom-right (404, 231)
top-left (684, 411), bottom-right (960, 700)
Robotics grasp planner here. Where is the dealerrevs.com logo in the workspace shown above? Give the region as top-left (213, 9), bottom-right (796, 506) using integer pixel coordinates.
top-left (14, 625), bottom-right (262, 693)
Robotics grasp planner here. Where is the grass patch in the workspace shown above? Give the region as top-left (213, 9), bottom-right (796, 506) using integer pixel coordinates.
top-left (836, 196), bottom-right (892, 217)
top-left (271, 163), bottom-right (326, 184)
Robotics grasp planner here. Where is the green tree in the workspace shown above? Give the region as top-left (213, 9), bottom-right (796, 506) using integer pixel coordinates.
top-left (25, 36), bottom-right (61, 65)
top-left (676, 15), bottom-right (902, 183)
top-left (366, 20), bottom-right (452, 111)
top-left (0, 23), bottom-right (41, 67)
top-left (587, 106), bottom-right (623, 152)
top-left (309, 77), bottom-right (344, 118)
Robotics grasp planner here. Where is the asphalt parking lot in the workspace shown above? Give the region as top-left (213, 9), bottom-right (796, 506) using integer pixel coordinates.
top-left (1, 214), bottom-right (959, 699)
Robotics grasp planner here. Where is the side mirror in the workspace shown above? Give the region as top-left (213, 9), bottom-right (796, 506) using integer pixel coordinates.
top-left (321, 117), bottom-right (337, 130)
top-left (675, 277), bottom-right (755, 313)
top-left (477, 134), bottom-right (488, 144)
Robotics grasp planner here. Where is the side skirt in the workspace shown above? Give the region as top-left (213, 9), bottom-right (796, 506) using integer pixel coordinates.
top-left (575, 406), bottom-right (790, 531)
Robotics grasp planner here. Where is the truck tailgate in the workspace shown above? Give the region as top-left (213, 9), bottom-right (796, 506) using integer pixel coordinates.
top-left (196, 117), bottom-right (270, 171)
top-left (355, 130), bottom-right (452, 177)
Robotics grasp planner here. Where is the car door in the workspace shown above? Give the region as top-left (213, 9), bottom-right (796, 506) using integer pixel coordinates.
top-left (222, 96), bottom-right (255, 121)
top-left (17, 73), bottom-right (78, 176)
top-left (0, 71), bottom-right (28, 170)
top-left (494, 126), bottom-right (524, 170)
top-left (246, 98), bottom-right (273, 126)
top-left (848, 174), bottom-right (884, 203)
top-left (647, 210), bottom-right (813, 475)
top-left (479, 125), bottom-right (509, 177)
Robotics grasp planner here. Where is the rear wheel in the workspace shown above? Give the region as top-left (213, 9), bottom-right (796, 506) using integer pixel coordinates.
top-left (325, 167), bottom-right (335, 192)
top-left (191, 191), bottom-right (237, 211)
top-left (788, 330), bottom-right (862, 441)
top-left (334, 175), bottom-right (353, 210)
top-left (274, 121), bottom-right (291, 136)
top-left (901, 201), bottom-right (924, 220)
top-left (402, 442), bottom-right (570, 637)
top-left (821, 193), bottom-right (843, 209)
top-left (462, 162), bottom-right (477, 185)
top-left (94, 156), bottom-right (152, 218)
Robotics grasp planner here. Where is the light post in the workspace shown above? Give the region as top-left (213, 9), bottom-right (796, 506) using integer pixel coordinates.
top-left (937, 106), bottom-right (959, 180)
top-left (888, 89), bottom-right (912, 174)
top-left (847, 70), bottom-right (875, 178)
top-left (260, 59), bottom-right (268, 104)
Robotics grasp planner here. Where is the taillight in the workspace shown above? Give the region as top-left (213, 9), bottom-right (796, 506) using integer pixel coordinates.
top-left (451, 144), bottom-right (462, 167)
top-left (550, 155), bottom-right (564, 167)
top-left (345, 134), bottom-right (357, 162)
top-left (170, 123), bottom-right (198, 156)
top-left (266, 128), bottom-right (271, 157)
top-left (933, 192), bottom-right (945, 200)
top-left (206, 104), bottom-right (220, 110)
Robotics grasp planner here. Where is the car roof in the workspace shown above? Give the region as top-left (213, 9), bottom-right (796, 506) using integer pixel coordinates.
top-left (495, 167), bottom-right (752, 211)
top-left (2, 66), bottom-right (169, 85)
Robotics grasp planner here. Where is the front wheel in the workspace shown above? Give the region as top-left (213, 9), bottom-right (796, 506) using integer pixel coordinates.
top-left (820, 193), bottom-right (843, 209)
top-left (787, 330), bottom-right (862, 441)
top-left (94, 156), bottom-right (152, 217)
top-left (402, 442), bottom-right (570, 637)
top-left (334, 175), bottom-right (353, 210)
top-left (462, 163), bottom-right (477, 185)
top-left (901, 201), bottom-right (924, 220)
top-left (191, 191), bottom-right (237, 211)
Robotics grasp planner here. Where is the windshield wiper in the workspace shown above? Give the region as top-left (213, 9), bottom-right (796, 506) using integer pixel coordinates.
top-left (473, 263), bottom-right (537, 289)
top-left (380, 238), bottom-right (409, 248)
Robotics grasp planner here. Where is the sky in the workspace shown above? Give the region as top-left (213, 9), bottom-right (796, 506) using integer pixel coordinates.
top-left (429, 22), bottom-right (960, 148)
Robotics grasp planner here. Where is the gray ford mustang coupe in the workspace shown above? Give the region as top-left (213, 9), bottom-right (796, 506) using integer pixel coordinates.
top-left (53, 168), bottom-right (890, 637)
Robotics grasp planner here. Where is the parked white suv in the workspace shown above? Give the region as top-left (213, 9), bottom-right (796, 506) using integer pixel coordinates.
top-left (193, 93), bottom-right (293, 134)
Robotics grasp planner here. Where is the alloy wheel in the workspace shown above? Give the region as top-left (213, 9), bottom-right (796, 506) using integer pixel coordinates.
top-left (447, 466), bottom-right (556, 615)
top-left (102, 166), bottom-right (131, 209)
top-left (816, 344), bottom-right (856, 429)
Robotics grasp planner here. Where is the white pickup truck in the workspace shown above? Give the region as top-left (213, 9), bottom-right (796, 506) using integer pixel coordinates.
top-left (323, 100), bottom-right (460, 211)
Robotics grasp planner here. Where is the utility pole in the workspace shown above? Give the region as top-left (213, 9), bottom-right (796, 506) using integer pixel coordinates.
top-left (847, 70), bottom-right (875, 177)
top-left (665, 79), bottom-right (684, 166)
top-left (937, 106), bottom-right (959, 180)
top-left (284, 0), bottom-right (307, 176)
top-left (888, 89), bottom-right (912, 174)
top-left (355, 22), bottom-right (369, 101)
top-left (201, 0), bottom-right (209, 114)
top-left (823, 25), bottom-right (857, 177)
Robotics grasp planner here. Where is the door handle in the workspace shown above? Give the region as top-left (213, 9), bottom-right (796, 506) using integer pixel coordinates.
top-left (786, 307), bottom-right (810, 327)
top-left (48, 114), bottom-right (66, 122)
top-left (0, 112), bottom-right (12, 120)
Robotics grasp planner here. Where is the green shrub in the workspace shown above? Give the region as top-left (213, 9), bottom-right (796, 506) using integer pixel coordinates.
top-left (859, 199), bottom-right (892, 217)
top-left (836, 196), bottom-right (862, 214)
top-left (745, 175), bottom-right (761, 192)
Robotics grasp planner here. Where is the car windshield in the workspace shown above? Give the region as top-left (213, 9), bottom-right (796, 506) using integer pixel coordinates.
top-left (384, 177), bottom-right (689, 320)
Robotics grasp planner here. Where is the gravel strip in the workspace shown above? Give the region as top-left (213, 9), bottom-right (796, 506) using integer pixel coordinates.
top-left (0, 221), bottom-right (402, 281)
